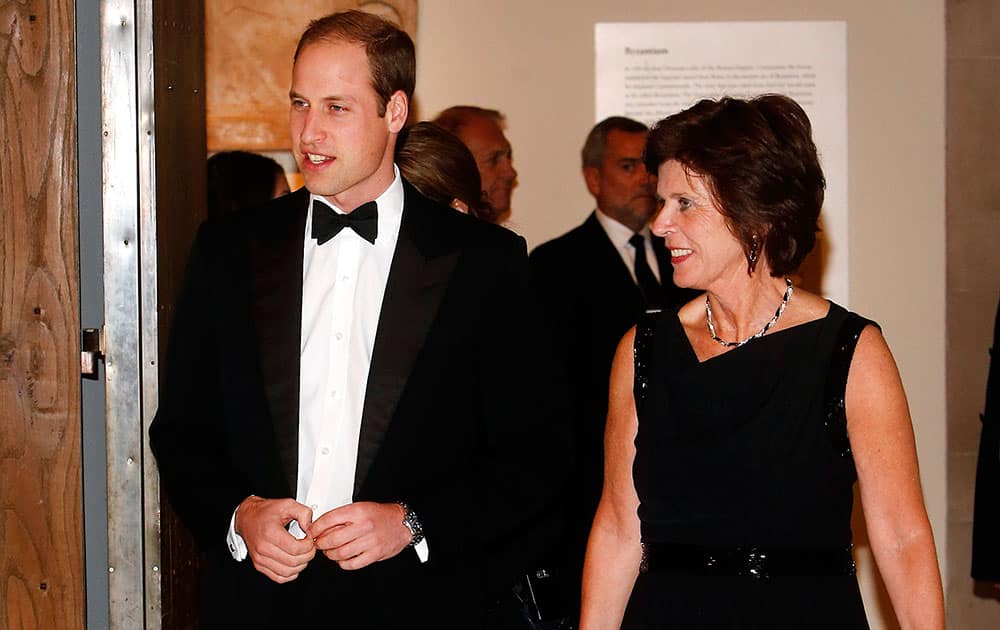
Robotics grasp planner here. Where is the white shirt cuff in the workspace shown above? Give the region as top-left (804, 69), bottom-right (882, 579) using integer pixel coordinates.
top-left (414, 538), bottom-right (429, 563)
top-left (288, 519), bottom-right (307, 540)
top-left (226, 507), bottom-right (248, 561)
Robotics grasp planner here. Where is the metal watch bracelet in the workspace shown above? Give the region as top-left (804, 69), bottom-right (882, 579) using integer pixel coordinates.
top-left (397, 501), bottom-right (424, 547)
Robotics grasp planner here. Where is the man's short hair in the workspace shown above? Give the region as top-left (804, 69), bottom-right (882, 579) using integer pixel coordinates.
top-left (581, 116), bottom-right (649, 168)
top-left (432, 106), bottom-right (506, 137)
top-left (295, 10), bottom-right (415, 116)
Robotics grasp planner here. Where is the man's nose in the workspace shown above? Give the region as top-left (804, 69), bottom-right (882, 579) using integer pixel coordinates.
top-left (299, 111), bottom-right (324, 145)
top-left (502, 158), bottom-right (517, 181)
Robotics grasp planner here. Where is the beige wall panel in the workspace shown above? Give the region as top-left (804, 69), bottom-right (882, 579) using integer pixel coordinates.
top-left (416, 2), bottom-right (946, 628)
top-left (946, 0), bottom-right (1000, 626)
top-left (206, 0), bottom-right (417, 151)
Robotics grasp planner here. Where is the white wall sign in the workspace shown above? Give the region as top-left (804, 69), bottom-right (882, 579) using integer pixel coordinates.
top-left (596, 21), bottom-right (848, 305)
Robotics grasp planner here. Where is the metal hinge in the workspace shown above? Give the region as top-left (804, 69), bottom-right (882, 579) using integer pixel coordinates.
top-left (81, 326), bottom-right (105, 379)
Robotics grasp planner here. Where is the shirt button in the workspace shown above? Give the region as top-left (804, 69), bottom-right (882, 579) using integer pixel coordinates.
top-left (341, 275), bottom-right (350, 282)
top-left (321, 447), bottom-right (330, 455)
top-left (310, 504), bottom-right (318, 511)
top-left (335, 332), bottom-right (343, 341)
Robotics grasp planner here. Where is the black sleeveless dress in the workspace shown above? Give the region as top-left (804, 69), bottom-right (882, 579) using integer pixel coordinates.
top-left (624, 302), bottom-right (872, 629)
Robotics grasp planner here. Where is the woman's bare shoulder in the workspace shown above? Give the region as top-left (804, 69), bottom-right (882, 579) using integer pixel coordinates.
top-left (780, 287), bottom-right (831, 328)
top-left (676, 294), bottom-right (705, 326)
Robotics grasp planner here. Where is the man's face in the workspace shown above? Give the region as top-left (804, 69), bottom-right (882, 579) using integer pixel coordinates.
top-left (584, 129), bottom-right (656, 232)
top-left (289, 40), bottom-right (406, 210)
top-left (455, 115), bottom-right (518, 221)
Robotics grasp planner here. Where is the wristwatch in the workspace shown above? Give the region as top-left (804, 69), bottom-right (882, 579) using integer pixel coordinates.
top-left (397, 501), bottom-right (424, 547)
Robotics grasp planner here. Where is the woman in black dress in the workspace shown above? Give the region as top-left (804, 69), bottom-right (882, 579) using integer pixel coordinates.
top-left (580, 95), bottom-right (943, 629)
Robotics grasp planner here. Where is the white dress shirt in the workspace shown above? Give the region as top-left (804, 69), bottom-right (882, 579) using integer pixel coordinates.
top-left (593, 208), bottom-right (660, 283)
top-left (228, 167), bottom-right (428, 562)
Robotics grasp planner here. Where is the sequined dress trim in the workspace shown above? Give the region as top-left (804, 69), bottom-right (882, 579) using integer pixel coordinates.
top-left (823, 312), bottom-right (878, 462)
top-left (633, 312), bottom-right (657, 411)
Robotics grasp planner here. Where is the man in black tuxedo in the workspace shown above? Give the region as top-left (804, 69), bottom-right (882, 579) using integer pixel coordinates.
top-left (529, 116), bottom-right (696, 613)
top-left (150, 11), bottom-right (567, 627)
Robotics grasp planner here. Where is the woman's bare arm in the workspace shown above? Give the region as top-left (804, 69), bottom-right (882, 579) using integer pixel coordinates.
top-left (848, 326), bottom-right (944, 630)
top-left (580, 328), bottom-right (643, 629)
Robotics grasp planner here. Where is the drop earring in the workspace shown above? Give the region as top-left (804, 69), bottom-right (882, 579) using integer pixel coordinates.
top-left (748, 235), bottom-right (760, 273)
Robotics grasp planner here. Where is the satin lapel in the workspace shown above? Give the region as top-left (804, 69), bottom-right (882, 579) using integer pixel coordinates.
top-left (250, 189), bottom-right (309, 495)
top-left (353, 184), bottom-right (460, 495)
top-left (583, 213), bottom-right (643, 303)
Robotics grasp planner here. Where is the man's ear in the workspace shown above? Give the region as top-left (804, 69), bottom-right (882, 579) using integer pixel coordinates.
top-left (583, 166), bottom-right (601, 198)
top-left (386, 91), bottom-right (408, 133)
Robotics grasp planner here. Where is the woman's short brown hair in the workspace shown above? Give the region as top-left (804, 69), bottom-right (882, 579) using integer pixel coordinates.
top-left (644, 94), bottom-right (825, 276)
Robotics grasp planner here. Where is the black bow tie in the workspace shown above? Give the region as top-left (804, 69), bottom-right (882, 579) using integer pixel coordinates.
top-left (311, 200), bottom-right (378, 245)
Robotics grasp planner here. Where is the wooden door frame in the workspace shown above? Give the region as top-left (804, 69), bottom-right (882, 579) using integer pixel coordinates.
top-left (98, 0), bottom-right (158, 627)
top-left (98, 1), bottom-right (207, 627)
top-left (0, 1), bottom-right (85, 628)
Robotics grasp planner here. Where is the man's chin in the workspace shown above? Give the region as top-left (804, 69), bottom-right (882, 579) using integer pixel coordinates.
top-left (632, 201), bottom-right (657, 219)
top-left (491, 199), bottom-right (512, 217)
top-left (481, 202), bottom-right (510, 225)
top-left (301, 176), bottom-right (342, 198)
top-left (493, 206), bottom-right (512, 223)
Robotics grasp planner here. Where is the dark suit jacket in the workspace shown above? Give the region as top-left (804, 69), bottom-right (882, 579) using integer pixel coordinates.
top-left (149, 183), bottom-right (570, 627)
top-left (973, 297), bottom-right (1000, 581)
top-left (529, 212), bottom-right (697, 569)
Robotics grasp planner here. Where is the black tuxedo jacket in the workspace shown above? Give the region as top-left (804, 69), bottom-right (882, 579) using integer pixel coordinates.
top-left (529, 212), bottom-right (696, 568)
top-left (150, 183), bottom-right (570, 626)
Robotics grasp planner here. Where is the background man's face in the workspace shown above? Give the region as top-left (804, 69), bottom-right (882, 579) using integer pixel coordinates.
top-left (584, 129), bottom-right (656, 231)
top-left (289, 40), bottom-right (400, 209)
top-left (455, 115), bottom-right (518, 221)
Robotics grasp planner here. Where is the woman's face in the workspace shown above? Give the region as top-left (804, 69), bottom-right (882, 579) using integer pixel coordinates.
top-left (651, 160), bottom-right (748, 291)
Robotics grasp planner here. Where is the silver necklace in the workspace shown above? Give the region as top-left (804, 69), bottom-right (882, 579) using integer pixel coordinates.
top-left (705, 278), bottom-right (793, 348)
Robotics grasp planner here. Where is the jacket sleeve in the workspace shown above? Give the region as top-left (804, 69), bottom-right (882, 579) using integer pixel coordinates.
top-left (148, 222), bottom-right (255, 554)
top-left (410, 232), bottom-right (572, 568)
